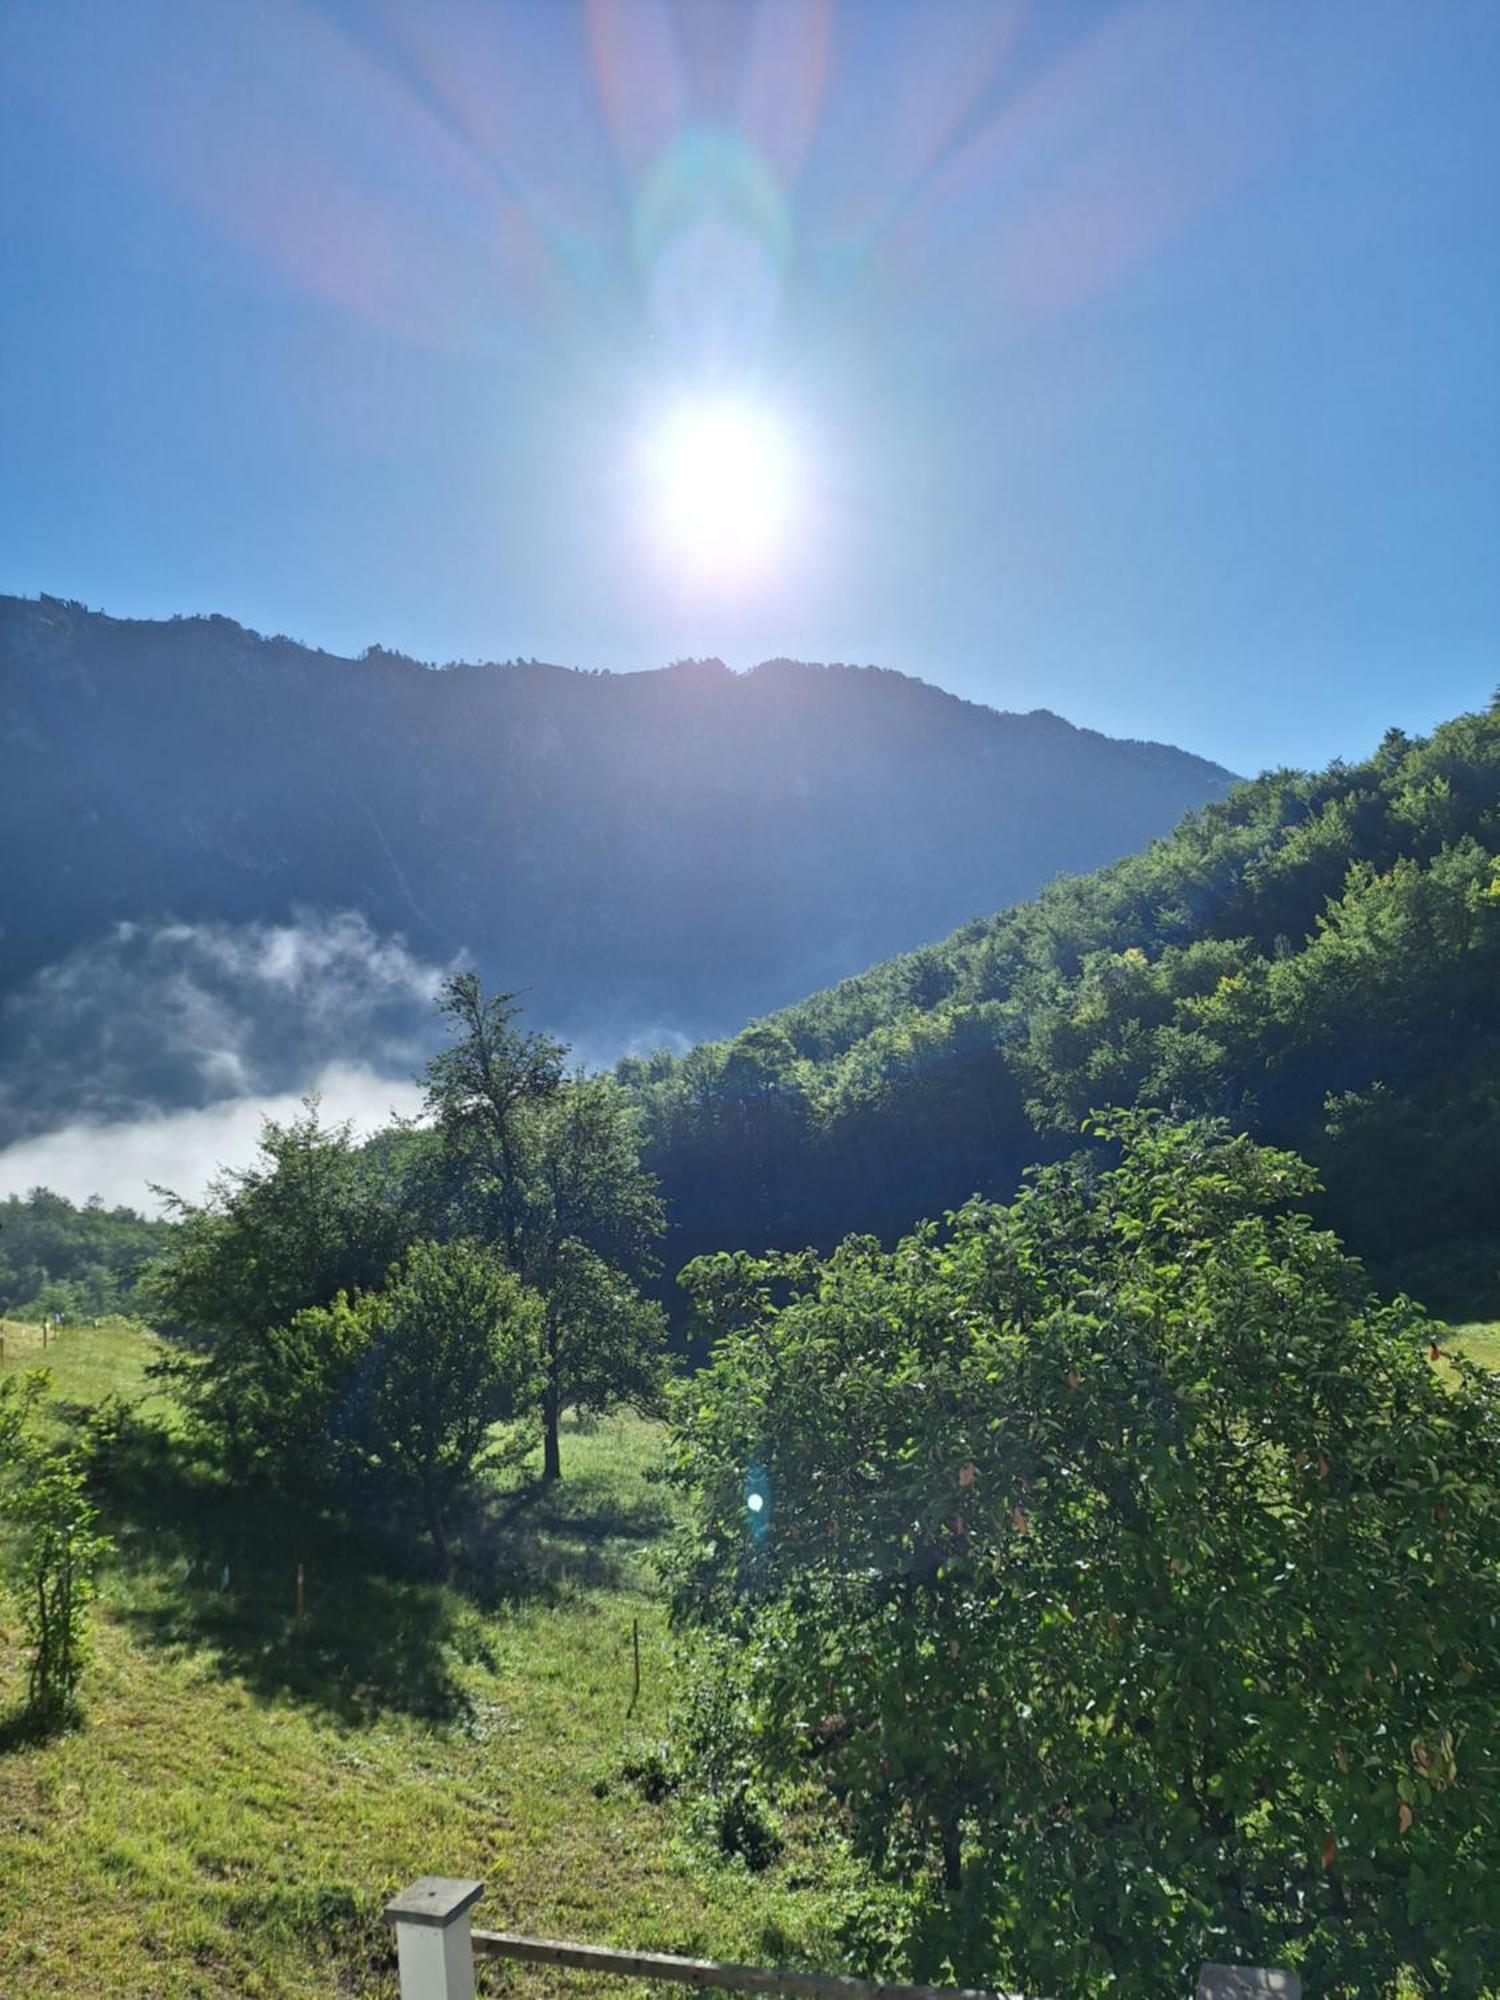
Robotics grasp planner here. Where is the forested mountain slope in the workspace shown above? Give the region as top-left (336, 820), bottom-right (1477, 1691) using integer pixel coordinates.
top-left (625, 699), bottom-right (1500, 1316)
top-left (0, 595), bottom-right (1233, 1053)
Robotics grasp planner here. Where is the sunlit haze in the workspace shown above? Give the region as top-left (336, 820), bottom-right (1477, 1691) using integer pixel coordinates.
top-left (2, 2), bottom-right (1496, 772)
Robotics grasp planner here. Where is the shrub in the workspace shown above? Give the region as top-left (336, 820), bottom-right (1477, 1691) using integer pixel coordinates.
top-left (0, 1374), bottom-right (113, 1727)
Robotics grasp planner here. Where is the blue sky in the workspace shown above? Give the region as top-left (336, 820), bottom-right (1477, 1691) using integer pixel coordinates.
top-left (1, 0), bottom-right (1496, 775)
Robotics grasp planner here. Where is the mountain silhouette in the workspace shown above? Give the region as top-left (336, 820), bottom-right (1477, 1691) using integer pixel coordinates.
top-left (0, 594), bottom-right (1235, 1053)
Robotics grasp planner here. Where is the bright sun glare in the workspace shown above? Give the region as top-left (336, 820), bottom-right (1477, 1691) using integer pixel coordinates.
top-left (645, 400), bottom-right (797, 581)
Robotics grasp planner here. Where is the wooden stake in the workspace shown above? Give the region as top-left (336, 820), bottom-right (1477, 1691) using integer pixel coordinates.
top-left (627, 1617), bottom-right (640, 1719)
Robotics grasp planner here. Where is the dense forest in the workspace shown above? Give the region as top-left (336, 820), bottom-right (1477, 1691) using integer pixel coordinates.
top-left (0, 1188), bottom-right (167, 1322)
top-left (0, 593), bottom-right (1232, 1067)
top-left (624, 697), bottom-right (1500, 1318)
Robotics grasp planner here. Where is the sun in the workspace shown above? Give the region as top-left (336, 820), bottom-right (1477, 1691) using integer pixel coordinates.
top-left (644, 399), bottom-right (798, 581)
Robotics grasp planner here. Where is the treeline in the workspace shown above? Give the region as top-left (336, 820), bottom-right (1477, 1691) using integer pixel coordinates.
top-left (624, 699), bottom-right (1500, 1317)
top-left (0, 1189), bottom-right (169, 1322)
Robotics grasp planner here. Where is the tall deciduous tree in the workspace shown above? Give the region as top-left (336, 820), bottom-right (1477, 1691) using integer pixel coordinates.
top-left (424, 976), bottom-right (667, 1480)
top-left (526, 1078), bottom-right (667, 1479)
top-left (421, 972), bottom-right (565, 1264)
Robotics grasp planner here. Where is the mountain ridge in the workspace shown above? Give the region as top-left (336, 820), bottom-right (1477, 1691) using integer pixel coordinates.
top-left (0, 591), bottom-right (1236, 1065)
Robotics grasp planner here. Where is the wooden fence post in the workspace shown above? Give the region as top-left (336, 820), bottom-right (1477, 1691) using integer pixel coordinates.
top-left (385, 1877), bottom-right (483, 2000)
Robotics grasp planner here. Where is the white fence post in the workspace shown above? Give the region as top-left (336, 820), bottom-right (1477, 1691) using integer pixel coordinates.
top-left (1197, 1967), bottom-right (1301, 1998)
top-left (385, 1876), bottom-right (484, 2000)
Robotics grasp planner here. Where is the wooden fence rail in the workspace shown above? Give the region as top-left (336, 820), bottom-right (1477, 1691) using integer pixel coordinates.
top-left (473, 1931), bottom-right (1027, 2000)
top-left (383, 1877), bottom-right (1301, 2000)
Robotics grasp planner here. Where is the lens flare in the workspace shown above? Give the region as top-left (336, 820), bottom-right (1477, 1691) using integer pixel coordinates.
top-left (645, 398), bottom-right (798, 581)
top-left (745, 1463), bottom-right (771, 1546)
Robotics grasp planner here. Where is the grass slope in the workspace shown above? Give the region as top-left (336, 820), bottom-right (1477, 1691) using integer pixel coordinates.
top-left (1, 1316), bottom-right (162, 1415)
top-left (1448, 1322), bottom-right (1500, 1371)
top-left (0, 1326), bottom-right (851, 1998)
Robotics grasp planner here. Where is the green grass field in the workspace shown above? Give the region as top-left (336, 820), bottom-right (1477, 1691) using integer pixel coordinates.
top-left (1446, 1321), bottom-right (1500, 1372)
top-left (1, 1316), bottom-right (167, 1425)
top-left (0, 1324), bottom-right (854, 1998)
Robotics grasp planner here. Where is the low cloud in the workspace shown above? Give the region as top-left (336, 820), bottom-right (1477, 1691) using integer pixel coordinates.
top-left (0, 913), bottom-right (696, 1212)
top-left (0, 914), bottom-right (451, 1209)
top-left (0, 1063), bottom-right (426, 1215)
top-left (0, 912), bottom-right (449, 1140)
top-left (565, 1020), bottom-right (696, 1073)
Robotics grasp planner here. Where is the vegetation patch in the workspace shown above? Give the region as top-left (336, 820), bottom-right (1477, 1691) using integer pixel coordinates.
top-left (628, 700), bottom-right (1500, 1324)
top-left (0, 1325), bottom-right (857, 1997)
top-left (666, 1115), bottom-right (1500, 1997)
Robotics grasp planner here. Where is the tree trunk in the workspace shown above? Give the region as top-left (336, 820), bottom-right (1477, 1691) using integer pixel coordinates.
top-left (425, 1488), bottom-right (452, 1580)
top-left (941, 1817), bottom-right (963, 1894)
top-left (542, 1388), bottom-right (562, 1483)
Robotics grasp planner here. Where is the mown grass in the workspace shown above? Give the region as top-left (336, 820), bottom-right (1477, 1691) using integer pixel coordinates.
top-left (1, 1316), bottom-right (170, 1431)
top-left (0, 1326), bottom-right (856, 1998)
top-left (1445, 1320), bottom-right (1500, 1372)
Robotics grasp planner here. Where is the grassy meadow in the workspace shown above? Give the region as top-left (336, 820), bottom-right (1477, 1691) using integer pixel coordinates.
top-left (0, 1322), bottom-right (854, 1998)
top-left (1447, 1321), bottom-right (1500, 1372)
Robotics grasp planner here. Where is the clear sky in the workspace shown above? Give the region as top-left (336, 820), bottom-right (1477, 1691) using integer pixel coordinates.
top-left (2, 0), bottom-right (1496, 776)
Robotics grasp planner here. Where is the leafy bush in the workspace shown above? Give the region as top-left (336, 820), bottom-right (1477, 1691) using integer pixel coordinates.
top-left (710, 1779), bottom-right (783, 1873)
top-left (330, 1238), bottom-right (541, 1573)
top-left (145, 1105), bottom-right (414, 1485)
top-left (667, 1112), bottom-right (1500, 1997)
top-left (0, 1374), bottom-right (113, 1727)
top-left (622, 1651), bottom-right (783, 1868)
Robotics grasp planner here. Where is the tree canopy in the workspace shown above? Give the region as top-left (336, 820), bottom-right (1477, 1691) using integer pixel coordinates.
top-left (145, 980), bottom-right (668, 1517)
top-left (420, 976), bottom-right (667, 1479)
top-left (628, 699), bottom-right (1500, 1320)
top-left (667, 1112), bottom-right (1500, 1997)
top-left (0, 1188), bottom-right (168, 1323)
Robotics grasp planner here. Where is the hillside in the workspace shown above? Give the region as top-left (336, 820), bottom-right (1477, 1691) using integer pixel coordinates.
top-left (0, 594), bottom-right (1233, 1070)
top-left (625, 698), bottom-right (1500, 1318)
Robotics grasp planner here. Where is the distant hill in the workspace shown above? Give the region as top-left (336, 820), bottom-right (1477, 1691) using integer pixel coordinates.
top-left (0, 594), bottom-right (1234, 1057)
top-left (626, 698), bottom-right (1500, 1318)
